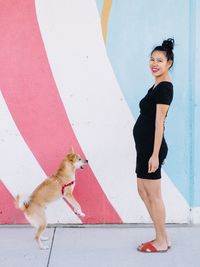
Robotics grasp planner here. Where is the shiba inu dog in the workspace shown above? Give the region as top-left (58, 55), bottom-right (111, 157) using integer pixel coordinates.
top-left (15, 148), bottom-right (88, 249)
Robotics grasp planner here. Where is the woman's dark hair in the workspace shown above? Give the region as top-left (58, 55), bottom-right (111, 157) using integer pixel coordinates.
top-left (151, 38), bottom-right (175, 68)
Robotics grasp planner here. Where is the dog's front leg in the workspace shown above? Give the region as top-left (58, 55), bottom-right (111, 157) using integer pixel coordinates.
top-left (64, 193), bottom-right (85, 217)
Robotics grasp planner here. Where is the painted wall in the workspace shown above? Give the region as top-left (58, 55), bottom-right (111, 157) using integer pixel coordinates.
top-left (0, 0), bottom-right (199, 224)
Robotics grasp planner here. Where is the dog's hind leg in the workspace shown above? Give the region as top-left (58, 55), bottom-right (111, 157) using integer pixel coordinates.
top-left (35, 209), bottom-right (49, 250)
top-left (26, 209), bottom-right (49, 250)
top-left (35, 224), bottom-right (49, 250)
top-left (40, 235), bottom-right (49, 241)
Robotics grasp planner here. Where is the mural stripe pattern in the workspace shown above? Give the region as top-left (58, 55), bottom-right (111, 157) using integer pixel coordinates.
top-left (0, 0), bottom-right (191, 224)
top-left (0, 0), bottom-right (122, 224)
top-left (0, 91), bottom-right (82, 224)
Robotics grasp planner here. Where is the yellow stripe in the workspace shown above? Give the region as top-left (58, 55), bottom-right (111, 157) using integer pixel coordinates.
top-left (101, 0), bottom-right (112, 44)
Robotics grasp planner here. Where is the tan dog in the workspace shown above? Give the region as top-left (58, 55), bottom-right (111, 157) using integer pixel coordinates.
top-left (15, 148), bottom-right (88, 249)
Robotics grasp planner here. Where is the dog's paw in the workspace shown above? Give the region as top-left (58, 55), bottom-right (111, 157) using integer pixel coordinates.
top-left (74, 209), bottom-right (85, 217)
top-left (37, 240), bottom-right (50, 250)
top-left (40, 236), bottom-right (49, 241)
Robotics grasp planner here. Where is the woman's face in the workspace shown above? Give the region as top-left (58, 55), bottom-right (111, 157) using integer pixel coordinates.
top-left (149, 50), bottom-right (172, 78)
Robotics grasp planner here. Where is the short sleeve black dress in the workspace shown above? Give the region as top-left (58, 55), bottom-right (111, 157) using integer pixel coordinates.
top-left (133, 81), bottom-right (173, 179)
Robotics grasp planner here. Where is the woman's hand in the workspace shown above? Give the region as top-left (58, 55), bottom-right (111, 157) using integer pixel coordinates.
top-left (148, 154), bottom-right (159, 173)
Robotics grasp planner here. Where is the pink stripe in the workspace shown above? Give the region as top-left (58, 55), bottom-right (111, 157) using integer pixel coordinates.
top-left (0, 180), bottom-right (27, 224)
top-left (0, 0), bottom-right (122, 223)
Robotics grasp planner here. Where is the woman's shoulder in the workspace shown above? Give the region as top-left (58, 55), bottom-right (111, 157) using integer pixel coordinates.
top-left (155, 81), bottom-right (173, 89)
top-left (154, 81), bottom-right (173, 89)
top-left (154, 81), bottom-right (173, 96)
top-left (148, 81), bottom-right (173, 94)
top-left (154, 81), bottom-right (173, 105)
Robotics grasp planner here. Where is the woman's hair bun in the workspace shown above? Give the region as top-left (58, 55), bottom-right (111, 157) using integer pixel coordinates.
top-left (162, 38), bottom-right (174, 51)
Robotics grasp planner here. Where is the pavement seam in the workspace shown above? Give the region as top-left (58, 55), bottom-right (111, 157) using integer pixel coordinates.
top-left (47, 227), bottom-right (56, 267)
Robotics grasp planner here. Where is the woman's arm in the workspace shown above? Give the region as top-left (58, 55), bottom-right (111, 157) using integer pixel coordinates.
top-left (148, 104), bottom-right (169, 173)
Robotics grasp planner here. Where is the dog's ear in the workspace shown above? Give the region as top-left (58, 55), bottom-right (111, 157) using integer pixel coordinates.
top-left (69, 146), bottom-right (75, 154)
top-left (67, 153), bottom-right (76, 162)
top-left (14, 195), bottom-right (20, 208)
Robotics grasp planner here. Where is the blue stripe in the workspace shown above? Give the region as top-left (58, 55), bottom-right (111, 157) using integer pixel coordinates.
top-left (95, 0), bottom-right (104, 14)
top-left (188, 0), bottom-right (195, 208)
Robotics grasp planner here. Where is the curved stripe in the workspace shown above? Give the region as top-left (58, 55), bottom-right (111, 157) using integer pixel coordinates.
top-left (0, 92), bottom-right (81, 223)
top-left (35, 0), bottom-right (190, 223)
top-left (101, 0), bottom-right (112, 43)
top-left (0, 181), bottom-right (27, 224)
top-left (0, 0), bottom-right (122, 223)
top-left (35, 0), bottom-right (136, 223)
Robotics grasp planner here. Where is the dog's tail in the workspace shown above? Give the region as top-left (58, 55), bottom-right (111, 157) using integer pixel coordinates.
top-left (15, 194), bottom-right (31, 211)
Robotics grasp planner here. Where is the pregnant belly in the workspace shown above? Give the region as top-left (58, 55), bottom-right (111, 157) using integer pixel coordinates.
top-left (133, 115), bottom-right (155, 142)
top-left (133, 115), bottom-right (168, 158)
top-left (133, 117), bottom-right (154, 155)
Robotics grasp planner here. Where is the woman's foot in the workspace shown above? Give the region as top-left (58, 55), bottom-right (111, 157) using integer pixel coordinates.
top-left (149, 239), bottom-right (168, 251)
top-left (138, 237), bottom-right (171, 250)
top-left (137, 241), bottom-right (168, 253)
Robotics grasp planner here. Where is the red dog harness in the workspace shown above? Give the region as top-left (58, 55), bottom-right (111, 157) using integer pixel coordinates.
top-left (61, 181), bottom-right (75, 195)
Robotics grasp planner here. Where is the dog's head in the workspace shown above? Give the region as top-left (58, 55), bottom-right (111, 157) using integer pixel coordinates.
top-left (66, 148), bottom-right (88, 170)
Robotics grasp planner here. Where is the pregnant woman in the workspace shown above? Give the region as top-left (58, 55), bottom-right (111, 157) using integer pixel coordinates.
top-left (133, 38), bottom-right (174, 253)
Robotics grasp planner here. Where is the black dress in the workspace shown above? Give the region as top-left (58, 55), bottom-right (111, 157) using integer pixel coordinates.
top-left (133, 81), bottom-right (173, 179)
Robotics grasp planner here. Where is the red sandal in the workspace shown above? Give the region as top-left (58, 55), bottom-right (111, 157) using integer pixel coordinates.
top-left (138, 240), bottom-right (171, 250)
top-left (137, 242), bottom-right (168, 253)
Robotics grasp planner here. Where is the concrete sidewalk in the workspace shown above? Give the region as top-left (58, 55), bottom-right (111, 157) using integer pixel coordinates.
top-left (0, 225), bottom-right (199, 267)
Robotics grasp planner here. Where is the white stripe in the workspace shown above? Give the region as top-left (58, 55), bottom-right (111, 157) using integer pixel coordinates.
top-left (35, 0), bottom-right (189, 222)
top-left (0, 91), bottom-right (81, 223)
top-left (162, 171), bottom-right (190, 223)
top-left (191, 207), bottom-right (200, 224)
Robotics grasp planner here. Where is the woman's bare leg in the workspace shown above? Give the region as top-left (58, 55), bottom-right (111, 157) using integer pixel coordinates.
top-left (137, 178), bottom-right (170, 250)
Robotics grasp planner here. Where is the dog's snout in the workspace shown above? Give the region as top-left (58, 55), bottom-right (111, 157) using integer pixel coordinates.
top-left (85, 160), bottom-right (88, 164)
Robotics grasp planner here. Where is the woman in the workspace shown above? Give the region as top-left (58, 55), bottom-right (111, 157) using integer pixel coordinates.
top-left (133, 38), bottom-right (174, 253)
